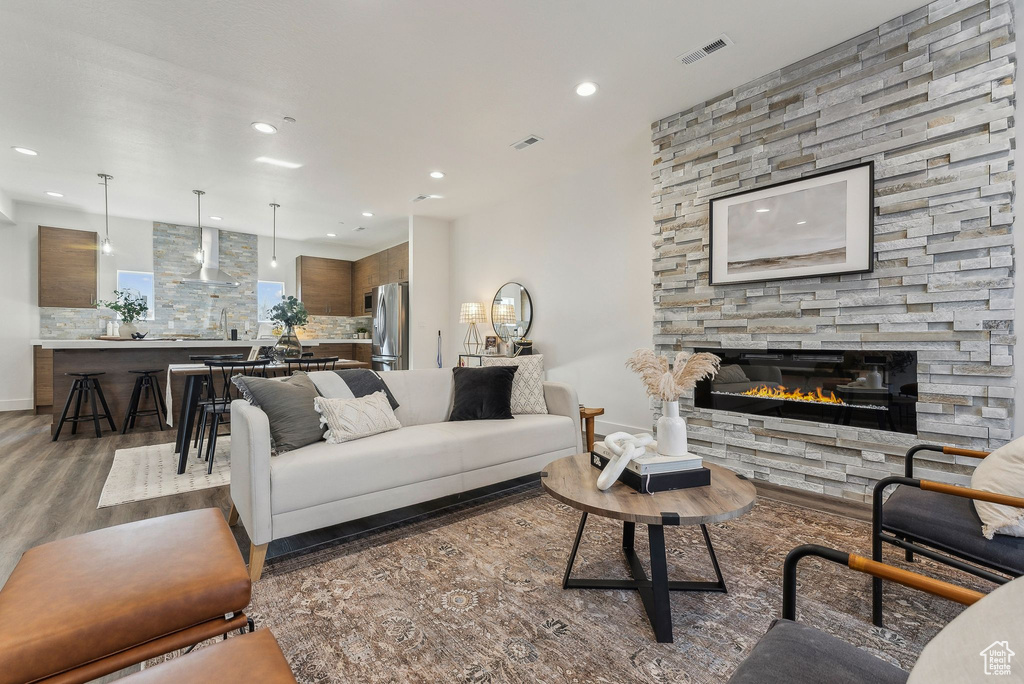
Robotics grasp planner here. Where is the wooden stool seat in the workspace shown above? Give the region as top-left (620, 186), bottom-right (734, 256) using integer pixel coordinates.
top-left (120, 630), bottom-right (296, 684)
top-left (0, 509), bottom-right (252, 684)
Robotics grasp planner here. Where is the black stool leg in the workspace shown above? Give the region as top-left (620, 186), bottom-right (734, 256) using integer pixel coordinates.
top-left (71, 380), bottom-right (85, 435)
top-left (53, 380), bottom-right (77, 441)
top-left (93, 378), bottom-right (116, 432)
top-left (146, 378), bottom-right (165, 431)
top-left (152, 374), bottom-right (168, 423)
top-left (121, 377), bottom-right (143, 434)
top-left (206, 413), bottom-right (220, 474)
top-left (88, 379), bottom-right (103, 438)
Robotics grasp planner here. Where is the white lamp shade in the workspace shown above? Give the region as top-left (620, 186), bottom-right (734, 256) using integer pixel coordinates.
top-left (460, 302), bottom-right (486, 324)
top-left (493, 303), bottom-right (516, 325)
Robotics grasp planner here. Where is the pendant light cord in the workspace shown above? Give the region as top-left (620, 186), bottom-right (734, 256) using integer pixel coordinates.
top-left (193, 190), bottom-right (205, 261)
top-left (270, 203), bottom-right (280, 265)
top-left (97, 174), bottom-right (113, 253)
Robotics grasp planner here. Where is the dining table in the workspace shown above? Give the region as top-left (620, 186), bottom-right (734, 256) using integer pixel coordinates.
top-left (168, 359), bottom-right (369, 475)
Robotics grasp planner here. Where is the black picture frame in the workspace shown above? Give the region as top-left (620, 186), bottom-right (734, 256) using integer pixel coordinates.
top-left (708, 161), bottom-right (874, 286)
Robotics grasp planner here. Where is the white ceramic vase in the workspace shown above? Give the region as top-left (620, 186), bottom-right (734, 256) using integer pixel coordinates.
top-left (656, 400), bottom-right (688, 457)
top-left (119, 322), bottom-right (138, 339)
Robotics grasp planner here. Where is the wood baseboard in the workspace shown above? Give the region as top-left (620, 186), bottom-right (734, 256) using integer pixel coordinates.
top-left (753, 481), bottom-right (871, 522)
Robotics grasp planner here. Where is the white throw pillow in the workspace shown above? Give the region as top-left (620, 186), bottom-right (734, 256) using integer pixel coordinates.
top-left (970, 436), bottom-right (1024, 539)
top-left (480, 354), bottom-right (547, 414)
top-left (314, 391), bottom-right (402, 444)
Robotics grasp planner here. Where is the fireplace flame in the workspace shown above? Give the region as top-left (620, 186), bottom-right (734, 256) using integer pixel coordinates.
top-left (740, 384), bottom-right (843, 405)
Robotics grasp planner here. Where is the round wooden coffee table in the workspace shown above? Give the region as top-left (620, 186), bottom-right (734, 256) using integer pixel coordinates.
top-left (541, 452), bottom-right (756, 643)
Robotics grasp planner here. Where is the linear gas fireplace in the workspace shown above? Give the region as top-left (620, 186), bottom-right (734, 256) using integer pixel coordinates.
top-left (694, 349), bottom-right (918, 435)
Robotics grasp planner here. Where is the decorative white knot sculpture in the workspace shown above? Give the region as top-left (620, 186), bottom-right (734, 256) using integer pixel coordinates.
top-left (596, 432), bottom-right (654, 491)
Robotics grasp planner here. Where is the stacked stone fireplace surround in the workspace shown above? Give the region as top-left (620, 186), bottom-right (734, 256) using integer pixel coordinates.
top-left (650, 0), bottom-right (1016, 502)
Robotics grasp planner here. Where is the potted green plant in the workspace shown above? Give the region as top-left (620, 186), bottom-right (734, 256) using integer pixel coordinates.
top-left (98, 290), bottom-right (149, 339)
top-left (356, 326), bottom-right (369, 339)
top-left (269, 296), bottom-right (309, 358)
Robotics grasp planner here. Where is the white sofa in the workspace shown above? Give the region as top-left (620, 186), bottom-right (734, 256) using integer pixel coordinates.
top-left (230, 368), bottom-right (583, 579)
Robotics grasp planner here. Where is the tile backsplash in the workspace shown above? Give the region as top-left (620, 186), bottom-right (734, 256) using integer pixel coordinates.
top-left (39, 222), bottom-right (371, 340)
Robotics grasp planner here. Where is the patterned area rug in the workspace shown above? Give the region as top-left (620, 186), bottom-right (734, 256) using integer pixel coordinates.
top-left (151, 484), bottom-right (983, 682)
top-left (97, 438), bottom-right (230, 508)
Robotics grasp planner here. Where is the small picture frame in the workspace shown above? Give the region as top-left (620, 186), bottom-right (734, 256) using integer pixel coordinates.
top-left (484, 335), bottom-right (499, 353)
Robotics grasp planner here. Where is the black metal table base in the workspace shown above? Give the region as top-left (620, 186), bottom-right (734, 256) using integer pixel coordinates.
top-left (561, 512), bottom-right (726, 643)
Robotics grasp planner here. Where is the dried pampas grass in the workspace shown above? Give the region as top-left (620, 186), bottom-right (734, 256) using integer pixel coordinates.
top-left (626, 349), bottom-right (721, 401)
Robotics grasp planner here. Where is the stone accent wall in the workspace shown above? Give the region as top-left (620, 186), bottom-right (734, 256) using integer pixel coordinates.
top-left (650, 0), bottom-right (1015, 501)
top-left (40, 223), bottom-right (370, 340)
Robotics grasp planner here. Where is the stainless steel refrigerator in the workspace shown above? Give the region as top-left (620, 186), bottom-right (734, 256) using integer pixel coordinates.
top-left (371, 282), bottom-right (409, 371)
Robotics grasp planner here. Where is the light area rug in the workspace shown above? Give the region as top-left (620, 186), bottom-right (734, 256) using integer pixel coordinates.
top-left (97, 438), bottom-right (231, 508)
top-left (147, 484), bottom-right (984, 683)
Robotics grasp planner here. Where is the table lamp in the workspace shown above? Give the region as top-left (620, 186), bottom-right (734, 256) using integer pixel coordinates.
top-left (460, 302), bottom-right (486, 352)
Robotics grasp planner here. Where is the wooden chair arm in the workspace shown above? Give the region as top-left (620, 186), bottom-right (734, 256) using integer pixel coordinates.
top-left (847, 553), bottom-right (984, 606)
top-left (783, 544), bottom-right (984, 621)
top-left (905, 444), bottom-right (991, 477)
top-left (920, 480), bottom-right (1024, 509)
top-left (942, 446), bottom-right (990, 459)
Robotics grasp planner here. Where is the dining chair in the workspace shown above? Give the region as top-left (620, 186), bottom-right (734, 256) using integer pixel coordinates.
top-left (196, 359), bottom-right (269, 474)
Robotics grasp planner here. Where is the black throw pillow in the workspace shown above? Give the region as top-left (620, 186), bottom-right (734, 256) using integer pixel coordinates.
top-left (449, 366), bottom-right (517, 421)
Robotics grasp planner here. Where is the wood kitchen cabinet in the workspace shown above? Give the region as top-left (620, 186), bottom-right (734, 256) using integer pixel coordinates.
top-left (386, 242), bottom-right (409, 283)
top-left (351, 254), bottom-right (378, 315)
top-left (296, 256), bottom-right (352, 316)
top-left (312, 342), bottom-right (355, 360)
top-left (353, 344), bottom-right (372, 365)
top-left (38, 226), bottom-right (98, 308)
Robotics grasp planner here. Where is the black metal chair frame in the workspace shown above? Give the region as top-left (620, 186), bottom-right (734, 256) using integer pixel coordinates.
top-left (196, 359), bottom-right (269, 474)
top-left (53, 372), bottom-right (117, 440)
top-left (120, 370), bottom-right (167, 433)
top-left (870, 444), bottom-right (1024, 627)
top-left (285, 356), bottom-right (339, 373)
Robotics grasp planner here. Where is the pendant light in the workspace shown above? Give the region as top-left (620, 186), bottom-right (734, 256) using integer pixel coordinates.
top-left (193, 190), bottom-right (206, 263)
top-left (270, 203), bottom-right (280, 268)
top-left (98, 174), bottom-right (113, 255)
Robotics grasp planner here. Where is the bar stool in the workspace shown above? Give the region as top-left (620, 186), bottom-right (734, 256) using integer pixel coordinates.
top-left (52, 372), bottom-right (117, 441)
top-left (121, 369), bottom-right (167, 433)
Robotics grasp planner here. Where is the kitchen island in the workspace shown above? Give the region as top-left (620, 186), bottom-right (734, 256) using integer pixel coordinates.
top-left (32, 338), bottom-right (371, 434)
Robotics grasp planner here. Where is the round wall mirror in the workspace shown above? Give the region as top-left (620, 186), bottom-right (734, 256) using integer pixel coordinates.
top-left (491, 282), bottom-right (533, 342)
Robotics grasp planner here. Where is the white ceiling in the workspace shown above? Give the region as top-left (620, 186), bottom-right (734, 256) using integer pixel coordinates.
top-left (0, 0), bottom-right (924, 248)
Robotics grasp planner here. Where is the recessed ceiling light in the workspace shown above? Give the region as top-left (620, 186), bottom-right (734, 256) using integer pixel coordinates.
top-left (283, 116), bottom-right (296, 124)
top-left (251, 122), bottom-right (277, 134)
top-left (796, 220), bottom-right (807, 225)
top-left (430, 171), bottom-right (445, 179)
top-left (209, 215), bottom-right (223, 221)
top-left (45, 191), bottom-right (64, 197)
top-left (428, 194), bottom-right (443, 199)
top-left (254, 156), bottom-right (302, 169)
top-left (362, 211), bottom-right (374, 217)
top-left (575, 82), bottom-right (598, 97)
top-left (756, 208), bottom-right (770, 213)
top-left (12, 146), bottom-right (37, 155)
top-left (326, 232), bottom-right (337, 237)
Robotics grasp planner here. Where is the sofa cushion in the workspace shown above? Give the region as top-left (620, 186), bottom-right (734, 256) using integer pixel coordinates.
top-left (307, 368), bottom-right (400, 410)
top-left (728, 619), bottom-right (907, 684)
top-left (315, 392), bottom-right (402, 443)
top-left (480, 354), bottom-right (548, 414)
top-left (231, 372), bottom-right (325, 454)
top-left (370, 369), bottom-right (454, 427)
top-left (432, 414), bottom-right (577, 471)
top-left (271, 424), bottom-right (466, 513)
top-left (270, 414), bottom-right (577, 514)
top-left (970, 436), bottom-right (1024, 538)
top-left (449, 366), bottom-right (517, 421)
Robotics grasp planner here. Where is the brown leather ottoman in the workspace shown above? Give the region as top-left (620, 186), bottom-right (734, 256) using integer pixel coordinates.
top-left (121, 630), bottom-right (296, 683)
top-left (0, 509), bottom-right (251, 684)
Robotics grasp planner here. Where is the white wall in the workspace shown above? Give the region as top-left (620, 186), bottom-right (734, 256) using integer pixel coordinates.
top-left (409, 215), bottom-right (451, 369)
top-left (449, 135), bottom-right (654, 434)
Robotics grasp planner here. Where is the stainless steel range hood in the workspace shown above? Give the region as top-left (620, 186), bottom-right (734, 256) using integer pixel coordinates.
top-left (182, 226), bottom-right (239, 286)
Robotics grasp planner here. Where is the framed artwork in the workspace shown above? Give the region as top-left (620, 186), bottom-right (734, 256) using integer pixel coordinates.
top-left (708, 161), bottom-right (874, 286)
top-left (484, 335), bottom-right (499, 353)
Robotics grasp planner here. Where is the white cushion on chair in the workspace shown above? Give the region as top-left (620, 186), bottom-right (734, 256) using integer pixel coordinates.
top-left (971, 436), bottom-right (1024, 539)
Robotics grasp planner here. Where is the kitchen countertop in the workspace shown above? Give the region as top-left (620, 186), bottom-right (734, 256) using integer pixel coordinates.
top-left (32, 338), bottom-right (373, 350)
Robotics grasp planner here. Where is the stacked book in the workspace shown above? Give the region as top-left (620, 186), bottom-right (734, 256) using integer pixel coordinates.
top-left (591, 442), bottom-right (710, 494)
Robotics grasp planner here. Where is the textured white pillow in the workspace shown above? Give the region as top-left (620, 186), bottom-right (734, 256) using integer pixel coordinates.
top-left (313, 391), bottom-right (402, 444)
top-left (970, 436), bottom-right (1024, 539)
top-left (480, 354), bottom-right (547, 414)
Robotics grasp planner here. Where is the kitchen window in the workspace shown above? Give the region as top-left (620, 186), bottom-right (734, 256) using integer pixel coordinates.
top-left (116, 270), bottom-right (156, 321)
top-left (258, 281), bottom-right (285, 322)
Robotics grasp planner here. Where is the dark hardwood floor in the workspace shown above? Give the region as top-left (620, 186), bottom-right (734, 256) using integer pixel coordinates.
top-left (0, 410), bottom-right (242, 584)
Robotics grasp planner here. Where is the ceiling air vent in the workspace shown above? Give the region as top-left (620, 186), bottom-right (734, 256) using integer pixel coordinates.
top-left (412, 194), bottom-right (442, 202)
top-left (511, 134), bottom-right (544, 151)
top-left (677, 34), bottom-right (734, 65)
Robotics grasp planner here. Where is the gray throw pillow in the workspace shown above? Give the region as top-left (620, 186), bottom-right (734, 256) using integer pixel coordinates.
top-left (232, 372), bottom-right (325, 454)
